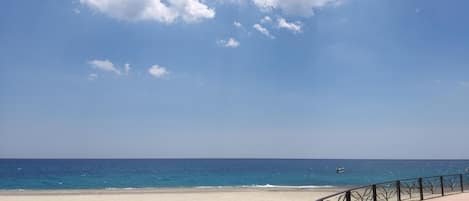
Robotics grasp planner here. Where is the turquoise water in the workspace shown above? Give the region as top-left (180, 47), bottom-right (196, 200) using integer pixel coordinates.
top-left (1, 159), bottom-right (468, 189)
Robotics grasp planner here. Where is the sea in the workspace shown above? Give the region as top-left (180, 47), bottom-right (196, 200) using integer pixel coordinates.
top-left (1, 159), bottom-right (468, 190)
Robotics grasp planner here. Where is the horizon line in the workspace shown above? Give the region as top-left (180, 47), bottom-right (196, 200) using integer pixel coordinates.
top-left (1, 157), bottom-right (468, 160)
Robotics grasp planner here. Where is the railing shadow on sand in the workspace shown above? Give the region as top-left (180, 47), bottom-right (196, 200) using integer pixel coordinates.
top-left (317, 173), bottom-right (469, 201)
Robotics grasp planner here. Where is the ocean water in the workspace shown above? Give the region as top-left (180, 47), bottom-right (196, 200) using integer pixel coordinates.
top-left (1, 159), bottom-right (468, 190)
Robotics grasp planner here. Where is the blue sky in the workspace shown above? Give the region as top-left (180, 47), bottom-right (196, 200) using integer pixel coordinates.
top-left (0, 0), bottom-right (468, 159)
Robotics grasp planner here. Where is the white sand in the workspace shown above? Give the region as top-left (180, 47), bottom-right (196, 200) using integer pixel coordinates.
top-left (0, 187), bottom-right (343, 201)
top-left (430, 193), bottom-right (469, 201)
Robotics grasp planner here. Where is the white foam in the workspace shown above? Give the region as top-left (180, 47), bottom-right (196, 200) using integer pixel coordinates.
top-left (195, 184), bottom-right (334, 189)
top-left (194, 186), bottom-right (225, 189)
top-left (104, 187), bottom-right (136, 190)
top-left (244, 184), bottom-right (334, 189)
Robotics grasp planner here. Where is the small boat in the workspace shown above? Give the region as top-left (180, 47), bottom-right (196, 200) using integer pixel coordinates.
top-left (465, 167), bottom-right (469, 173)
top-left (336, 167), bottom-right (345, 174)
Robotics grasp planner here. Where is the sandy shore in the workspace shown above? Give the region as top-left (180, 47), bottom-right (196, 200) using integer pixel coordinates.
top-left (431, 193), bottom-right (469, 201)
top-left (0, 187), bottom-right (344, 201)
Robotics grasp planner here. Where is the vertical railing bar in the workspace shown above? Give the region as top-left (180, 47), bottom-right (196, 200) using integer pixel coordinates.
top-left (418, 178), bottom-right (423, 200)
top-left (396, 180), bottom-right (401, 201)
top-left (460, 174), bottom-right (464, 192)
top-left (372, 184), bottom-right (377, 201)
top-left (345, 191), bottom-right (351, 201)
top-left (440, 176), bottom-right (444, 196)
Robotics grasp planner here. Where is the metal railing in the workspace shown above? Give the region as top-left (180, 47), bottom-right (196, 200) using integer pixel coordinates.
top-left (317, 173), bottom-right (469, 201)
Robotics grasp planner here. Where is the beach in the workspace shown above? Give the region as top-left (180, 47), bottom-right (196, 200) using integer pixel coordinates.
top-left (0, 187), bottom-right (343, 201)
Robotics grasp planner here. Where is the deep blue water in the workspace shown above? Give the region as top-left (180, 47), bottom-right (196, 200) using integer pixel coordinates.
top-left (1, 159), bottom-right (468, 189)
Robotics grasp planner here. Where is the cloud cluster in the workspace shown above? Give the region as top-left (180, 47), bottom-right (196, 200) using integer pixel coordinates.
top-left (81, 0), bottom-right (343, 24)
top-left (252, 0), bottom-right (342, 16)
top-left (218, 38), bottom-right (240, 48)
top-left (253, 23), bottom-right (274, 38)
top-left (250, 16), bottom-right (302, 38)
top-left (88, 59), bottom-right (122, 75)
top-left (260, 16), bottom-right (272, 23)
top-left (148, 65), bottom-right (170, 78)
top-left (87, 59), bottom-right (169, 80)
top-left (277, 17), bottom-right (302, 33)
top-left (80, 0), bottom-right (215, 23)
top-left (233, 21), bottom-right (242, 28)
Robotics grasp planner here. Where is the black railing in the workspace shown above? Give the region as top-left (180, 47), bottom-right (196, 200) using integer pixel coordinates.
top-left (317, 173), bottom-right (468, 201)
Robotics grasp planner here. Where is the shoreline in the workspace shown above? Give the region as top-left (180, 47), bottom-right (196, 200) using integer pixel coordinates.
top-left (0, 186), bottom-right (346, 201)
top-left (0, 186), bottom-right (345, 195)
top-left (0, 186), bottom-right (345, 201)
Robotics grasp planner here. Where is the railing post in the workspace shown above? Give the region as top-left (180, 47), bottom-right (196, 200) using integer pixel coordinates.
top-left (460, 174), bottom-right (464, 192)
top-left (372, 184), bottom-right (377, 201)
top-left (418, 178), bottom-right (424, 200)
top-left (345, 191), bottom-right (351, 201)
top-left (440, 176), bottom-right (444, 196)
top-left (396, 180), bottom-right (401, 201)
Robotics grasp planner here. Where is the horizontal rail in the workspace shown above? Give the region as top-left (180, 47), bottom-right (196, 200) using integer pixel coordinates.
top-left (317, 173), bottom-right (469, 201)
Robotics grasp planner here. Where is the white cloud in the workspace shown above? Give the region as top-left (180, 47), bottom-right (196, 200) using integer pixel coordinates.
top-left (225, 38), bottom-right (240, 47)
top-left (277, 17), bottom-right (302, 33)
top-left (260, 16), bottom-right (272, 23)
top-left (88, 59), bottom-right (121, 75)
top-left (80, 0), bottom-right (215, 24)
top-left (214, 0), bottom-right (246, 4)
top-left (171, 0), bottom-right (216, 22)
top-left (233, 21), bottom-right (242, 28)
top-left (218, 38), bottom-right (240, 48)
top-left (148, 65), bottom-right (169, 78)
top-left (251, 0), bottom-right (277, 12)
top-left (88, 73), bottom-right (98, 80)
top-left (252, 0), bottom-right (342, 16)
top-left (253, 24), bottom-right (274, 38)
top-left (124, 63), bottom-right (131, 75)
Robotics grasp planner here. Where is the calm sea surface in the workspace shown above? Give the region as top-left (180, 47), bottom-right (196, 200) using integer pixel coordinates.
top-left (1, 159), bottom-right (468, 189)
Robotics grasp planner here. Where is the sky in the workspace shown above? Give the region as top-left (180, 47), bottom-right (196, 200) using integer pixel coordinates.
top-left (0, 0), bottom-right (468, 159)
